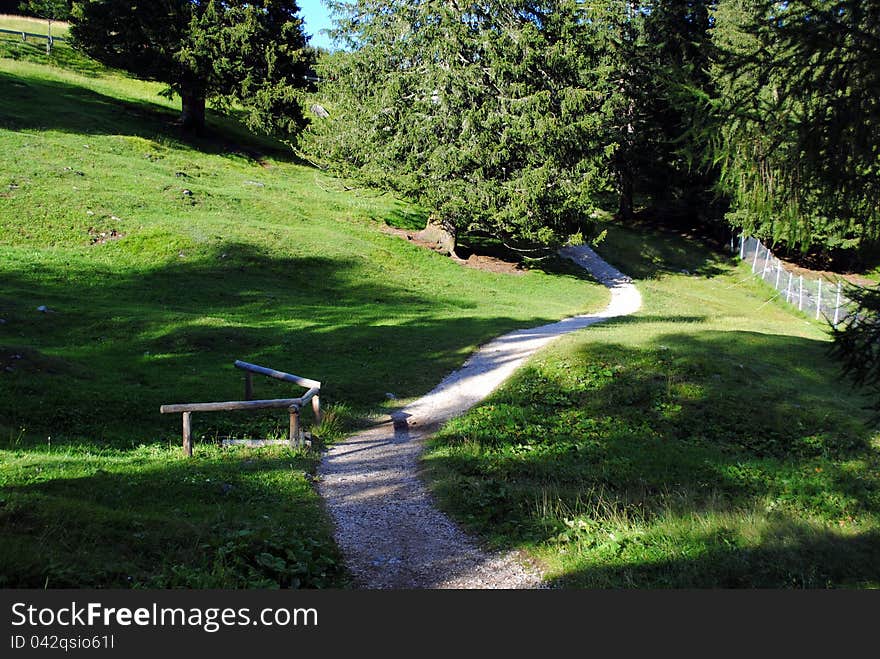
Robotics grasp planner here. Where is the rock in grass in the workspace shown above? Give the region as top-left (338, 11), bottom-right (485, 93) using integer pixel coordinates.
top-left (36, 305), bottom-right (49, 313)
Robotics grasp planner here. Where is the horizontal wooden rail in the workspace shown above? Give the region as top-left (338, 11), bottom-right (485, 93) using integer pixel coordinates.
top-left (234, 360), bottom-right (320, 389)
top-left (160, 397), bottom-right (303, 414)
top-left (161, 360), bottom-right (322, 456)
top-left (0, 28), bottom-right (65, 41)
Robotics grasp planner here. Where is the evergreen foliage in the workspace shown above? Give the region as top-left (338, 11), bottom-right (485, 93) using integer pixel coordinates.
top-left (702, 0), bottom-right (880, 252)
top-left (69, 0), bottom-right (315, 136)
top-left (831, 284), bottom-right (880, 415)
top-left (309, 0), bottom-right (716, 246)
top-left (310, 0), bottom-right (622, 246)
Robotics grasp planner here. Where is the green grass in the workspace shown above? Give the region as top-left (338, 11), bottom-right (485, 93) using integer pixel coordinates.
top-left (424, 224), bottom-right (880, 588)
top-left (0, 49), bottom-right (606, 587)
top-left (0, 443), bottom-right (342, 588)
top-left (0, 14), bottom-right (69, 38)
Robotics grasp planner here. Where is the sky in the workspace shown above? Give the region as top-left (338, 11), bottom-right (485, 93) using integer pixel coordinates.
top-left (298, 0), bottom-right (336, 51)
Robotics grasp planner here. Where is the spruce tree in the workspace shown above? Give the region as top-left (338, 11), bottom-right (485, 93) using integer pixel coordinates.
top-left (69, 0), bottom-right (315, 136)
top-left (310, 0), bottom-right (618, 248)
top-left (703, 0), bottom-right (880, 254)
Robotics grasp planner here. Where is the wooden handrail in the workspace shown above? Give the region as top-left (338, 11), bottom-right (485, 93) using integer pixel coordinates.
top-left (160, 360), bottom-right (322, 456)
top-left (234, 360), bottom-right (320, 389)
top-left (160, 397), bottom-right (304, 414)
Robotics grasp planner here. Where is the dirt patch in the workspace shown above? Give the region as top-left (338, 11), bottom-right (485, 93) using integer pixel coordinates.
top-left (1, 347), bottom-right (78, 376)
top-left (772, 258), bottom-right (875, 287)
top-left (381, 225), bottom-right (525, 275)
top-left (461, 253), bottom-right (525, 275)
top-left (87, 227), bottom-right (125, 245)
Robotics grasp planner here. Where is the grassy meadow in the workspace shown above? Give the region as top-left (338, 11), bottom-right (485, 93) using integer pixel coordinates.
top-left (424, 224), bottom-right (880, 588)
top-left (3, 19), bottom-right (878, 590)
top-left (0, 14), bottom-right (69, 38)
top-left (0, 32), bottom-right (607, 587)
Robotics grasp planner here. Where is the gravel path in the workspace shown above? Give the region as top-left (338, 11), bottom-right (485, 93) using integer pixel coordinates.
top-left (316, 245), bottom-right (641, 588)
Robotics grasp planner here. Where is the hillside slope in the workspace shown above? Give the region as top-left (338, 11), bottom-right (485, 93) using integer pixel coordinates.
top-left (0, 50), bottom-right (606, 587)
top-left (425, 224), bottom-right (880, 588)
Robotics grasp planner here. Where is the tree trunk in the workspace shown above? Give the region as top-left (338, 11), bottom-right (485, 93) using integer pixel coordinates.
top-left (617, 168), bottom-right (634, 219)
top-left (179, 92), bottom-right (206, 134)
top-left (415, 214), bottom-right (459, 259)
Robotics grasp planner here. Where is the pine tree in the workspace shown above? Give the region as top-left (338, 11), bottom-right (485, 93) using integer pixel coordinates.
top-left (309, 0), bottom-right (619, 248)
top-left (703, 0), bottom-right (880, 255)
top-left (69, 0), bottom-right (315, 136)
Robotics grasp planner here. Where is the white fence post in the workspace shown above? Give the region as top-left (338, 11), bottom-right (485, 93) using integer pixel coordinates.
top-left (834, 281), bottom-right (842, 326)
top-left (786, 271), bottom-right (794, 303)
top-left (752, 240), bottom-right (760, 272)
top-left (816, 279), bottom-right (822, 320)
top-left (799, 275), bottom-right (804, 310)
top-left (774, 260), bottom-right (782, 290)
top-left (762, 246), bottom-right (772, 278)
top-left (740, 234), bottom-right (745, 260)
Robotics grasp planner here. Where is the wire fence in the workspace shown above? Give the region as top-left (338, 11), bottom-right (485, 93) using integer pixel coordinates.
top-left (729, 234), bottom-right (853, 326)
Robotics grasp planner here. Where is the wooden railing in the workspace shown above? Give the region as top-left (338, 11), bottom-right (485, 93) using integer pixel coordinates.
top-left (160, 360), bottom-right (321, 456)
top-left (0, 28), bottom-right (66, 42)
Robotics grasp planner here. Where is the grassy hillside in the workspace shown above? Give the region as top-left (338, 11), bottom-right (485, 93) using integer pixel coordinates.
top-left (0, 14), bottom-right (69, 38)
top-left (0, 50), bottom-right (606, 587)
top-left (425, 224), bottom-right (880, 588)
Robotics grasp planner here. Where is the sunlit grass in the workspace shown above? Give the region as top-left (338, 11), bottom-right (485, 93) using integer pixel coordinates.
top-left (0, 14), bottom-right (69, 38)
top-left (425, 224), bottom-right (880, 588)
top-left (0, 51), bottom-right (607, 587)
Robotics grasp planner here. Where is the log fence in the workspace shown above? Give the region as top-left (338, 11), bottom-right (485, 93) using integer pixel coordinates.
top-left (160, 360), bottom-right (321, 456)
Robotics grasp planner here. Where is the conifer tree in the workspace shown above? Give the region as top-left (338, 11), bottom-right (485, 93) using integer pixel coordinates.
top-left (310, 0), bottom-right (619, 248)
top-left (703, 0), bottom-right (880, 253)
top-left (70, 0), bottom-right (315, 136)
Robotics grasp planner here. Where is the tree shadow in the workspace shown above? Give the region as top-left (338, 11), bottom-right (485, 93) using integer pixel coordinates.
top-left (425, 329), bottom-right (880, 587)
top-left (0, 449), bottom-right (347, 588)
top-left (0, 242), bottom-right (569, 446)
top-left (0, 69), bottom-right (301, 165)
top-left (0, 37), bottom-right (109, 78)
top-left (595, 222), bottom-right (732, 280)
top-left (550, 523), bottom-right (880, 588)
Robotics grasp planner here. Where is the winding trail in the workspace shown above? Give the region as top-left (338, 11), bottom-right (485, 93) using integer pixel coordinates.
top-left (317, 245), bottom-right (642, 588)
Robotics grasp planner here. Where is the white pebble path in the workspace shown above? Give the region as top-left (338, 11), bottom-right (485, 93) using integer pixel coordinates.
top-left (316, 245), bottom-right (642, 588)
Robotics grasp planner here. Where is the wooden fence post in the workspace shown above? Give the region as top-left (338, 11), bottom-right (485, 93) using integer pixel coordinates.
top-left (312, 395), bottom-right (322, 425)
top-left (182, 412), bottom-right (192, 457)
top-left (244, 372), bottom-right (253, 400)
top-left (289, 405), bottom-right (301, 448)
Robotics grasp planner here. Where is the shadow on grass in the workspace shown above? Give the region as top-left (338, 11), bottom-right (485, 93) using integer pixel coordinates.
top-left (0, 38), bottom-right (107, 78)
top-left (549, 522), bottom-right (880, 588)
top-left (596, 222), bottom-right (732, 280)
top-left (425, 329), bottom-right (880, 587)
top-left (0, 449), bottom-right (346, 588)
top-left (0, 242), bottom-right (568, 446)
top-left (0, 68), bottom-right (299, 164)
